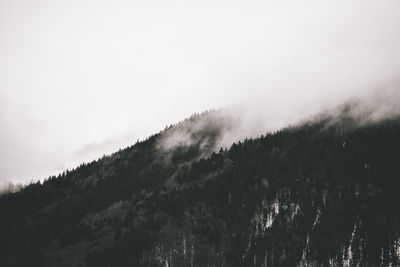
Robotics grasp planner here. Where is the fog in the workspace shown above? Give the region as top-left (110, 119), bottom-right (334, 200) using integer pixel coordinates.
top-left (1, 0), bottom-right (400, 183)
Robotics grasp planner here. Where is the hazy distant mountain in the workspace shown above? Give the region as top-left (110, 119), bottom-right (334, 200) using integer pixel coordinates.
top-left (1, 105), bottom-right (400, 267)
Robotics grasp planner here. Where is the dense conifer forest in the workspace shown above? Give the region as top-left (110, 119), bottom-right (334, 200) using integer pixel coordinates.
top-left (0, 108), bottom-right (399, 266)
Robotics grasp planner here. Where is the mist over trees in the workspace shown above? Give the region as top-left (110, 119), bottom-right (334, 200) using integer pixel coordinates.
top-left (1, 101), bottom-right (400, 266)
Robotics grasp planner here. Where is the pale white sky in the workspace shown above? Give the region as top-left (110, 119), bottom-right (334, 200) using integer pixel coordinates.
top-left (1, 0), bottom-right (400, 183)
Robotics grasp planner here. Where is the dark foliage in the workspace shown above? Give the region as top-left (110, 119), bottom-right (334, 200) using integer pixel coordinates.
top-left (0, 112), bottom-right (400, 266)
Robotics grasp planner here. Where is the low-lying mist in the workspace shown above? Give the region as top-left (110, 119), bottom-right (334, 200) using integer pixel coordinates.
top-left (158, 84), bottom-right (400, 158)
top-left (2, 83), bottom-right (399, 194)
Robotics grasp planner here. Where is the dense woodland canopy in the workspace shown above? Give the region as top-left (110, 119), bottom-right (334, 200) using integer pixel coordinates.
top-left (0, 109), bottom-right (399, 266)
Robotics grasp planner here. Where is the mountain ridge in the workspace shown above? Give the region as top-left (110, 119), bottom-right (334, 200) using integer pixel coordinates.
top-left (1, 106), bottom-right (400, 266)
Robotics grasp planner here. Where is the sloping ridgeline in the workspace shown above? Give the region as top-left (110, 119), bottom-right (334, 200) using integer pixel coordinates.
top-left (0, 110), bottom-right (400, 267)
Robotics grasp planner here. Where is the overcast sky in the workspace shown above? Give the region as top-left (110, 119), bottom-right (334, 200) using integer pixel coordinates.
top-left (1, 0), bottom-right (400, 184)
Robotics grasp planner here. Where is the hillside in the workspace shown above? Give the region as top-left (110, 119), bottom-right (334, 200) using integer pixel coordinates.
top-left (0, 109), bottom-right (400, 266)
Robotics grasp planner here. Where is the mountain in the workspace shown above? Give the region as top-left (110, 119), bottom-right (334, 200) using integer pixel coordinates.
top-left (0, 108), bottom-right (400, 267)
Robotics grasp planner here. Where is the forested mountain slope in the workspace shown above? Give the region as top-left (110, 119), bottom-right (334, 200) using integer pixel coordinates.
top-left (1, 110), bottom-right (400, 266)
